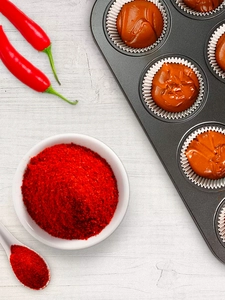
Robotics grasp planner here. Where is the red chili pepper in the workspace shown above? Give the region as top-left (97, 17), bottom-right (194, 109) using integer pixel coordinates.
top-left (0, 0), bottom-right (60, 85)
top-left (0, 25), bottom-right (78, 105)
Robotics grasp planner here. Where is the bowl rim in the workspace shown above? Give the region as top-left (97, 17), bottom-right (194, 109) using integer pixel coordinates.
top-left (12, 133), bottom-right (129, 250)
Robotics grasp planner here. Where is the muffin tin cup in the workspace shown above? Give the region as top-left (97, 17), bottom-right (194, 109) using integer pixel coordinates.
top-left (173, 0), bottom-right (225, 19)
top-left (217, 202), bottom-right (225, 243)
top-left (180, 125), bottom-right (225, 189)
top-left (141, 56), bottom-right (205, 121)
top-left (105, 0), bottom-right (169, 55)
top-left (207, 22), bottom-right (225, 80)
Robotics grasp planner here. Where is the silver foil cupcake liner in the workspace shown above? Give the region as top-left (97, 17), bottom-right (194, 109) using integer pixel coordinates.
top-left (141, 57), bottom-right (205, 120)
top-left (180, 125), bottom-right (225, 189)
top-left (174, 0), bottom-right (225, 17)
top-left (105, 0), bottom-right (168, 54)
top-left (207, 23), bottom-right (225, 79)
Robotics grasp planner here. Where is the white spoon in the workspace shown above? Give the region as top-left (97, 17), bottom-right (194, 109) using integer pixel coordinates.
top-left (0, 221), bottom-right (50, 290)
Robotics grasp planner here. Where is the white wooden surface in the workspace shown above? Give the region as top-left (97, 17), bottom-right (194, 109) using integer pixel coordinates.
top-left (0, 0), bottom-right (225, 299)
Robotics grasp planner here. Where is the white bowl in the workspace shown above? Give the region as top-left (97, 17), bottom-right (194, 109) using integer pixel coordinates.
top-left (12, 134), bottom-right (129, 250)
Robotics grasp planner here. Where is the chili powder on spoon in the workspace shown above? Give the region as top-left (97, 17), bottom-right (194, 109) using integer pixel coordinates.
top-left (21, 143), bottom-right (119, 240)
top-left (10, 245), bottom-right (50, 290)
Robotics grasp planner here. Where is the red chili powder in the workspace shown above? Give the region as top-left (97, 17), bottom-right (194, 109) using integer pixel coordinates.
top-left (21, 143), bottom-right (119, 240)
top-left (10, 245), bottom-right (50, 290)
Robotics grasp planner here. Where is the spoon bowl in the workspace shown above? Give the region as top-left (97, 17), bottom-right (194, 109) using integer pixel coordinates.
top-left (0, 221), bottom-right (50, 289)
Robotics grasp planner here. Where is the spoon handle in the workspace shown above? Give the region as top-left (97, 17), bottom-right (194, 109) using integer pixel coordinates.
top-left (0, 222), bottom-right (22, 258)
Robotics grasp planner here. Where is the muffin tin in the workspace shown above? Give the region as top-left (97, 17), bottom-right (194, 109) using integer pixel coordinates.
top-left (90, 0), bottom-right (225, 263)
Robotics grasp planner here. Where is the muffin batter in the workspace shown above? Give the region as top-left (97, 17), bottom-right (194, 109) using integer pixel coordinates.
top-left (186, 130), bottom-right (225, 179)
top-left (216, 33), bottom-right (225, 71)
top-left (151, 63), bottom-right (199, 112)
top-left (116, 0), bottom-right (163, 48)
top-left (183, 0), bottom-right (223, 12)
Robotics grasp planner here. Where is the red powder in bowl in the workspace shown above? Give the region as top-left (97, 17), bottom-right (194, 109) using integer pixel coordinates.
top-left (21, 143), bottom-right (119, 240)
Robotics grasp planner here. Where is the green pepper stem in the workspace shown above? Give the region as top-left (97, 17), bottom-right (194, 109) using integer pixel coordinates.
top-left (45, 86), bottom-right (78, 105)
top-left (43, 45), bottom-right (61, 85)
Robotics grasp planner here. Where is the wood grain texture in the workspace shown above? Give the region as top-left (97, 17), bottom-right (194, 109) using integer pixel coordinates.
top-left (0, 0), bottom-right (225, 299)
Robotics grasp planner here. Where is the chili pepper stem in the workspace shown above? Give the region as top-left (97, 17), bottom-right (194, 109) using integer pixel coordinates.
top-left (45, 86), bottom-right (78, 105)
top-left (43, 45), bottom-right (61, 85)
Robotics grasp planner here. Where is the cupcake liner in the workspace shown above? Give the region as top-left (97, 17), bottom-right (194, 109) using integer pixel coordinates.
top-left (217, 204), bottom-right (225, 243)
top-left (207, 23), bottom-right (225, 79)
top-left (105, 0), bottom-right (168, 54)
top-left (180, 125), bottom-right (225, 189)
top-left (174, 0), bottom-right (225, 17)
top-left (141, 57), bottom-right (205, 120)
